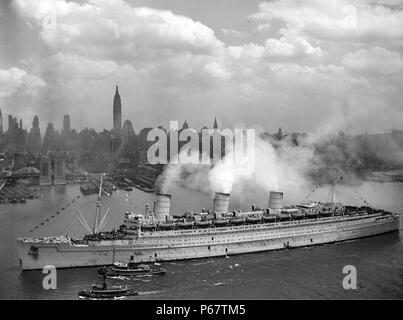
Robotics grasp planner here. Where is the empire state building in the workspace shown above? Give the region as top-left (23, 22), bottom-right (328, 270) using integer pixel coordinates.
top-left (113, 85), bottom-right (122, 134)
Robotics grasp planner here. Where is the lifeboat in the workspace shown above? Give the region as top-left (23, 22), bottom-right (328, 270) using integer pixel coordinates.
top-left (320, 210), bottom-right (332, 217)
top-left (246, 216), bottom-right (262, 223)
top-left (230, 217), bottom-right (245, 225)
top-left (176, 221), bottom-right (194, 229)
top-left (195, 220), bottom-right (212, 228)
top-left (213, 219), bottom-right (229, 227)
top-left (277, 213), bottom-right (290, 221)
top-left (141, 224), bottom-right (157, 231)
top-left (157, 222), bottom-right (176, 229)
top-left (334, 209), bottom-right (344, 216)
top-left (291, 212), bottom-right (305, 219)
top-left (262, 215), bottom-right (276, 223)
top-left (306, 211), bottom-right (318, 218)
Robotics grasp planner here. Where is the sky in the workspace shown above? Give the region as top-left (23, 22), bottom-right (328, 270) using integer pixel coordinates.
top-left (0, 0), bottom-right (402, 134)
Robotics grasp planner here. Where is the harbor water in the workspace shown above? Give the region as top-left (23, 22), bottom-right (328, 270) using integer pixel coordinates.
top-left (0, 182), bottom-right (402, 299)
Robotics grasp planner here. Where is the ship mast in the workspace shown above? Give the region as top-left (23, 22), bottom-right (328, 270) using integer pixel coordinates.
top-left (93, 173), bottom-right (105, 234)
top-left (330, 174), bottom-right (343, 205)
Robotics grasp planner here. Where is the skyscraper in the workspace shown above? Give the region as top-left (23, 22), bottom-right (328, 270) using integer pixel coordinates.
top-left (29, 115), bottom-right (42, 152)
top-left (213, 117), bottom-right (219, 130)
top-left (63, 115), bottom-right (70, 135)
top-left (32, 115), bottom-right (39, 131)
top-left (122, 119), bottom-right (134, 146)
top-left (113, 85), bottom-right (122, 134)
top-left (8, 114), bottom-right (17, 132)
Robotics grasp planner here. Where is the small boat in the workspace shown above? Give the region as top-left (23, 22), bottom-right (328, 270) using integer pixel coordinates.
top-left (246, 216), bottom-right (262, 223)
top-left (262, 215), bottom-right (276, 222)
top-left (98, 262), bottom-right (166, 277)
top-left (78, 275), bottom-right (137, 299)
top-left (195, 220), bottom-right (212, 228)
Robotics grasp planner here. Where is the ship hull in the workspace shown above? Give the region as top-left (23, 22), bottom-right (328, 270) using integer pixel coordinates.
top-left (17, 213), bottom-right (400, 270)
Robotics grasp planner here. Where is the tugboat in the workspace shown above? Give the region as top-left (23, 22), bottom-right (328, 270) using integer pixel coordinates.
top-left (78, 274), bottom-right (138, 299)
top-left (98, 257), bottom-right (166, 277)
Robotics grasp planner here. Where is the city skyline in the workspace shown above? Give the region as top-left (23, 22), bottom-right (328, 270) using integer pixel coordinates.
top-left (1, 100), bottom-right (402, 138)
top-left (0, 83), bottom-right (228, 135)
top-left (1, 0), bottom-right (402, 134)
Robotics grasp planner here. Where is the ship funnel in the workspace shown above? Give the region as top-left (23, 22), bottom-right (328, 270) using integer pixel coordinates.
top-left (154, 193), bottom-right (171, 221)
top-left (213, 192), bottom-right (230, 214)
top-left (268, 191), bottom-right (283, 210)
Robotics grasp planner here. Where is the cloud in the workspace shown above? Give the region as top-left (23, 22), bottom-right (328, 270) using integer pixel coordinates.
top-left (0, 67), bottom-right (45, 98)
top-left (221, 28), bottom-right (244, 37)
top-left (227, 28), bottom-right (322, 59)
top-left (251, 0), bottom-right (403, 41)
top-left (204, 61), bottom-right (231, 80)
top-left (44, 53), bottom-right (123, 81)
top-left (342, 46), bottom-right (403, 74)
top-left (263, 28), bottom-right (322, 57)
top-left (14, 0), bottom-right (224, 62)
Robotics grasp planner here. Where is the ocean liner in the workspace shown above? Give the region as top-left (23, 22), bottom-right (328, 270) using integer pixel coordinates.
top-left (16, 175), bottom-right (400, 270)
